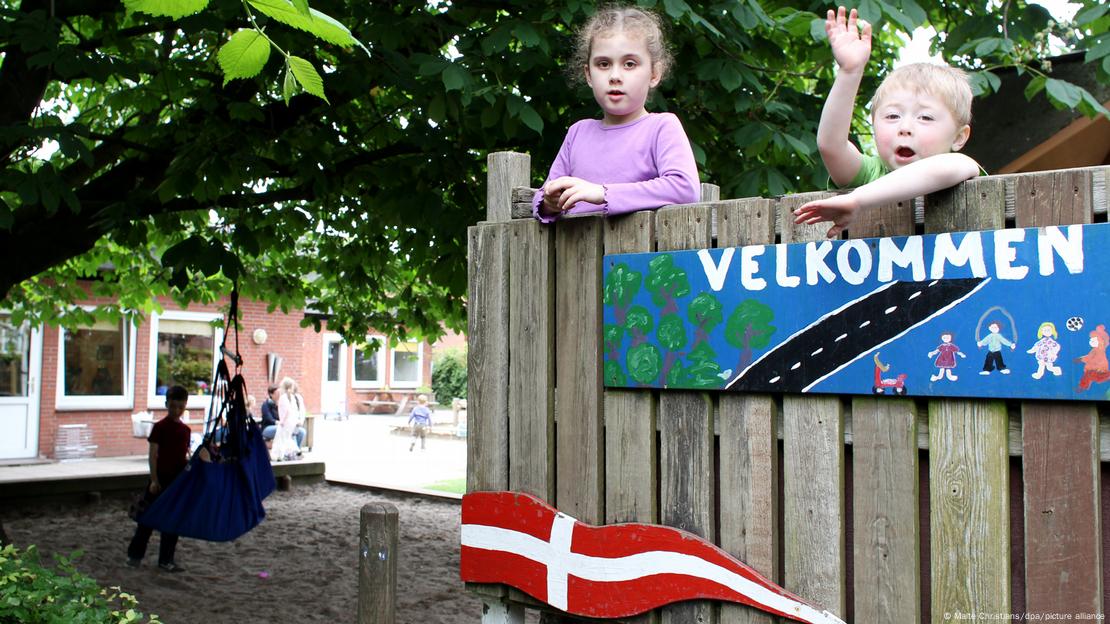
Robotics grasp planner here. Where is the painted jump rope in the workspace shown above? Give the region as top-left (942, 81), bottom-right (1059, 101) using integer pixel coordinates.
top-left (603, 222), bottom-right (1110, 401)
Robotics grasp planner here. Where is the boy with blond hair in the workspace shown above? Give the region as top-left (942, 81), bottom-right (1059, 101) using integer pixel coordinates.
top-left (794, 6), bottom-right (982, 238)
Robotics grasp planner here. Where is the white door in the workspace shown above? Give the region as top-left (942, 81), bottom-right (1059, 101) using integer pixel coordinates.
top-left (321, 334), bottom-right (347, 418)
top-left (0, 315), bottom-right (42, 460)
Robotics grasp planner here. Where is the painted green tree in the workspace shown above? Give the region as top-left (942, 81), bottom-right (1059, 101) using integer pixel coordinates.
top-left (725, 299), bottom-right (777, 382)
top-left (683, 291), bottom-right (726, 388)
top-left (645, 254), bottom-right (691, 385)
top-left (603, 262), bottom-right (643, 386)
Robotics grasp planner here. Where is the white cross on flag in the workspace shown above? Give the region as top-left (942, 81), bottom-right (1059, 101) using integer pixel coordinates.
top-left (460, 491), bottom-right (844, 622)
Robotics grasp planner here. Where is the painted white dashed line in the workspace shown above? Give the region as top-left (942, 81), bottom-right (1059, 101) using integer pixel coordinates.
top-left (811, 348), bottom-right (823, 356)
top-left (769, 376), bottom-right (781, 384)
top-left (859, 320), bottom-right (871, 328)
top-left (885, 306), bottom-right (898, 315)
top-left (928, 280), bottom-right (939, 287)
top-left (909, 291), bottom-right (922, 300)
top-left (791, 362), bottom-right (801, 370)
top-left (835, 333), bottom-right (848, 342)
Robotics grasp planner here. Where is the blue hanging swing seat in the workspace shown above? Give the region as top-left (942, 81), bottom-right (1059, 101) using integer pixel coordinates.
top-left (137, 292), bottom-right (275, 542)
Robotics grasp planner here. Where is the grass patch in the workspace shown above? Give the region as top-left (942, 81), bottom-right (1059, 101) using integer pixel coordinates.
top-left (424, 477), bottom-right (466, 494)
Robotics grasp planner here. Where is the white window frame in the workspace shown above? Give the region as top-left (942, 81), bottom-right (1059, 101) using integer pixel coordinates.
top-left (350, 335), bottom-right (386, 389)
top-left (389, 341), bottom-right (423, 388)
top-left (55, 314), bottom-right (138, 411)
top-left (147, 310), bottom-right (223, 410)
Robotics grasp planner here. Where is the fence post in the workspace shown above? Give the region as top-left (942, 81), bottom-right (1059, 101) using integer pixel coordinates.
top-left (358, 502), bottom-right (398, 624)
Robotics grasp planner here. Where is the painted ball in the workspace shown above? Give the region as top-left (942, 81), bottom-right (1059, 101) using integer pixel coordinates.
top-left (1066, 316), bottom-right (1084, 332)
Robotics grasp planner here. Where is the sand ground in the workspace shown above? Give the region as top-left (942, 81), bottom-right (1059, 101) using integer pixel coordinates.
top-left (5, 483), bottom-right (482, 623)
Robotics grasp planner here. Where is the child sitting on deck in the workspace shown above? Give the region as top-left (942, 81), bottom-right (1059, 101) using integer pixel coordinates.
top-left (793, 6), bottom-right (982, 238)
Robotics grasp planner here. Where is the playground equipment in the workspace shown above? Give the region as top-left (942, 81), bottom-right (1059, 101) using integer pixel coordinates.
top-left (466, 153), bottom-right (1109, 622)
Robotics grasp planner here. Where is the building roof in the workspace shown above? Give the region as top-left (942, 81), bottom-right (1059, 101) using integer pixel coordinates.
top-left (962, 52), bottom-right (1110, 174)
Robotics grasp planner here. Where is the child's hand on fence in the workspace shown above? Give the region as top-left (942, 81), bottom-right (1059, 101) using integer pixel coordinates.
top-left (793, 193), bottom-right (860, 238)
top-left (826, 6), bottom-right (871, 74)
top-left (543, 176), bottom-right (605, 213)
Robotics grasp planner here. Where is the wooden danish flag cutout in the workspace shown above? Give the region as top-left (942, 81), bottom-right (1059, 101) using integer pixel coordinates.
top-left (460, 491), bottom-right (844, 623)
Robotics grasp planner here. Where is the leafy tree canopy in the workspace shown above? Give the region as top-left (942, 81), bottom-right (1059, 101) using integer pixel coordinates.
top-left (1, 0), bottom-right (1106, 343)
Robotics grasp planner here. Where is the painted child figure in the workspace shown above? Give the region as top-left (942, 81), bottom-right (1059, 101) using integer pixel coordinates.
top-left (1026, 321), bottom-right (1062, 379)
top-left (793, 6), bottom-right (982, 238)
top-left (533, 5), bottom-right (699, 223)
top-left (927, 331), bottom-right (965, 382)
top-left (977, 321), bottom-right (1016, 375)
top-left (1077, 324), bottom-right (1110, 392)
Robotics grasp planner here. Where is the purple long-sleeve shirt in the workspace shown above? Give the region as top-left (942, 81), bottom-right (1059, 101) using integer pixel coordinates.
top-left (532, 113), bottom-right (700, 223)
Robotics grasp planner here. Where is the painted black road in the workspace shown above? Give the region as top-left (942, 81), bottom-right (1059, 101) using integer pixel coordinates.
top-left (725, 278), bottom-right (988, 393)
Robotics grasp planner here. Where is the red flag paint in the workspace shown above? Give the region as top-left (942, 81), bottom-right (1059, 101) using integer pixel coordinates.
top-left (460, 491), bottom-right (844, 622)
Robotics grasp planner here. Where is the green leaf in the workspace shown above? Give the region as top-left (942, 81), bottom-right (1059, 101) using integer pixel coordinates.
top-left (879, 0), bottom-right (915, 33)
top-left (898, 0), bottom-right (927, 26)
top-left (1076, 4), bottom-right (1109, 26)
top-left (967, 70), bottom-right (1000, 96)
top-left (1023, 75), bottom-right (1046, 101)
top-left (442, 65), bottom-right (468, 92)
top-left (287, 56), bottom-right (326, 102)
top-left (123, 0), bottom-right (209, 19)
top-left (216, 30), bottom-right (271, 84)
top-left (1045, 78), bottom-right (1082, 109)
top-left (1084, 36), bottom-right (1110, 63)
top-left (719, 65), bottom-right (742, 92)
top-left (282, 65), bottom-right (296, 104)
top-left (247, 0), bottom-right (359, 48)
top-left (291, 0), bottom-right (310, 17)
top-left (1077, 87), bottom-right (1110, 120)
top-left (512, 22), bottom-right (541, 48)
top-left (857, 0), bottom-right (883, 24)
top-left (974, 38), bottom-right (1000, 56)
top-left (518, 105), bottom-right (543, 134)
top-left (809, 17), bottom-right (827, 42)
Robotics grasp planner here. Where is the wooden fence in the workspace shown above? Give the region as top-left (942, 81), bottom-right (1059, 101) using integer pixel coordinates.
top-left (467, 151), bottom-right (1110, 623)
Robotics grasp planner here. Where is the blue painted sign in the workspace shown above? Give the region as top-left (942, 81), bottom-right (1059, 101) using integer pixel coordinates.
top-left (603, 223), bottom-right (1110, 401)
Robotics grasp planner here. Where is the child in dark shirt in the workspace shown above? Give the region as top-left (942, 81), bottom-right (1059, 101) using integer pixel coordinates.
top-left (126, 385), bottom-right (191, 572)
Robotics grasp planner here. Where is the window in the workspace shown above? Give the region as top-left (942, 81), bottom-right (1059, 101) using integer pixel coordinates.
top-left (148, 312), bottom-right (221, 409)
top-left (56, 318), bottom-right (136, 410)
top-left (352, 337), bottom-right (384, 388)
top-left (390, 341), bottom-right (422, 388)
top-left (0, 315), bottom-right (29, 398)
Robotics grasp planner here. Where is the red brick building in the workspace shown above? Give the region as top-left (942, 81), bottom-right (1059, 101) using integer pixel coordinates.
top-left (0, 295), bottom-right (463, 461)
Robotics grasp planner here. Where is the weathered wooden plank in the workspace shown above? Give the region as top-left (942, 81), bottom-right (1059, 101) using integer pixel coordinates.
top-left (1015, 169), bottom-right (1102, 618)
top-left (851, 397), bottom-right (920, 623)
top-left (508, 220), bottom-right (555, 500)
top-left (782, 395), bottom-right (846, 618)
top-left (487, 152), bottom-right (530, 222)
top-left (717, 197), bottom-right (779, 624)
top-left (927, 398), bottom-right (1010, 619)
top-left (659, 392), bottom-right (715, 624)
top-left (924, 177), bottom-right (1010, 622)
top-left (779, 191), bottom-right (847, 620)
top-left (656, 202), bottom-right (715, 624)
top-left (555, 217), bottom-right (605, 525)
top-left (604, 211), bottom-right (657, 527)
top-left (848, 199), bottom-right (922, 624)
top-left (467, 223), bottom-right (510, 493)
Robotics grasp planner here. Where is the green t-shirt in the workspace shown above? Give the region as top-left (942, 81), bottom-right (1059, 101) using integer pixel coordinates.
top-left (832, 153), bottom-right (988, 189)
top-left (842, 154), bottom-right (887, 189)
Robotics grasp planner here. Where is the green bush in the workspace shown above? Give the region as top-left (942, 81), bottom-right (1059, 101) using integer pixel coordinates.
top-left (431, 347), bottom-right (467, 402)
top-left (0, 544), bottom-right (161, 624)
